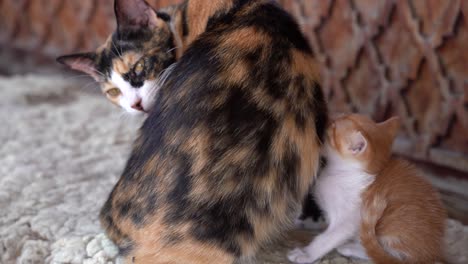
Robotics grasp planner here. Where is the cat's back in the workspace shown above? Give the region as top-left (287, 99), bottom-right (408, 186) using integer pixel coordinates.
top-left (365, 158), bottom-right (446, 223)
top-left (141, 0), bottom-right (327, 203)
top-left (101, 1), bottom-right (327, 262)
top-left (362, 158), bottom-right (446, 263)
top-left (369, 159), bottom-right (444, 206)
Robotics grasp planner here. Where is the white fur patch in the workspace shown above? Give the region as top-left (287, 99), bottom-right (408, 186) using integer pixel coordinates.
top-left (109, 64), bottom-right (176, 115)
top-left (110, 70), bottom-right (157, 115)
top-left (337, 241), bottom-right (369, 260)
top-left (379, 236), bottom-right (409, 260)
top-left (288, 146), bottom-right (375, 263)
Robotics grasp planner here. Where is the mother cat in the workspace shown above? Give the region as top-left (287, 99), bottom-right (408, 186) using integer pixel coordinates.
top-left (96, 0), bottom-right (327, 263)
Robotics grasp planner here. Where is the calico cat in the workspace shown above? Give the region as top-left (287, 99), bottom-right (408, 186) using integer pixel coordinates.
top-left (57, 0), bottom-right (185, 114)
top-left (288, 114), bottom-right (446, 264)
top-left (97, 0), bottom-right (328, 263)
top-left (59, 0), bottom-right (324, 225)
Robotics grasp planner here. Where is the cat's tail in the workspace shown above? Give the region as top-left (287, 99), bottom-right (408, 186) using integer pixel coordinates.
top-left (360, 194), bottom-right (403, 264)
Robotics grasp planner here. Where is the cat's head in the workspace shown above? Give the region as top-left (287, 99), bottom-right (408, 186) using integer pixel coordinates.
top-left (57, 0), bottom-right (177, 114)
top-left (324, 114), bottom-right (400, 174)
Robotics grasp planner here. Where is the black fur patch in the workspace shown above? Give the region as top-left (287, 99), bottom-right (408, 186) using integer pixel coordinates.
top-left (300, 192), bottom-right (322, 221)
top-left (156, 11), bottom-right (171, 22)
top-left (180, 1), bottom-right (189, 37)
top-left (312, 82), bottom-right (328, 143)
top-left (189, 199), bottom-right (254, 256)
top-left (100, 0), bottom-right (328, 259)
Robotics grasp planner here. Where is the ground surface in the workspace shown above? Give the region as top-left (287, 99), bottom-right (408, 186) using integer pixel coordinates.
top-left (1, 74), bottom-right (467, 264)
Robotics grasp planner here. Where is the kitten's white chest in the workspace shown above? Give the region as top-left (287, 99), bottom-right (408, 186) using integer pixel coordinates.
top-left (287, 164), bottom-right (375, 264)
top-left (314, 165), bottom-right (374, 225)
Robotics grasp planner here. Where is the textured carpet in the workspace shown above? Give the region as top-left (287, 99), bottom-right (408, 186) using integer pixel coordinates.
top-left (1, 74), bottom-right (467, 264)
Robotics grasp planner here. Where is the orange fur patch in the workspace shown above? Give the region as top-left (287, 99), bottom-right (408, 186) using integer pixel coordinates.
top-left (331, 114), bottom-right (446, 263)
top-left (360, 159), bottom-right (446, 263)
top-left (185, 0), bottom-right (235, 48)
top-left (290, 49), bottom-right (321, 82)
top-left (113, 52), bottom-right (142, 75)
top-left (125, 216), bottom-right (234, 264)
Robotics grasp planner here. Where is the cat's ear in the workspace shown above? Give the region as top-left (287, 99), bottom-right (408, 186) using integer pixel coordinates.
top-left (347, 131), bottom-right (367, 156)
top-left (378, 116), bottom-right (400, 141)
top-left (114, 0), bottom-right (163, 33)
top-left (56, 53), bottom-right (103, 82)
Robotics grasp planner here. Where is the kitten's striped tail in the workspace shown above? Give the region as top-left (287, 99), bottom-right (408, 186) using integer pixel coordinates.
top-left (360, 194), bottom-right (403, 264)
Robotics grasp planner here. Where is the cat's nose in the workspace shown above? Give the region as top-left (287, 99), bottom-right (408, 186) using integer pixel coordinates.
top-left (131, 99), bottom-right (144, 112)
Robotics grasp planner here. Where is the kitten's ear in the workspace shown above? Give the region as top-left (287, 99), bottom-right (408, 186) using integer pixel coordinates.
top-left (378, 116), bottom-right (400, 141)
top-left (57, 53), bottom-right (103, 82)
top-left (114, 0), bottom-right (163, 33)
top-left (347, 131), bottom-right (367, 156)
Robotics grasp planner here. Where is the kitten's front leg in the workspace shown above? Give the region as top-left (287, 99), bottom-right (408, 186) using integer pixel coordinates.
top-left (288, 223), bottom-right (356, 263)
top-left (336, 240), bottom-right (369, 260)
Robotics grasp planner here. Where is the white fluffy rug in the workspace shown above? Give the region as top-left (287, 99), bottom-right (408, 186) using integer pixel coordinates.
top-left (1, 74), bottom-right (467, 264)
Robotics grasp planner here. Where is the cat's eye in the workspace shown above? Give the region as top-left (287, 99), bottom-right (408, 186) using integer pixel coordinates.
top-left (106, 88), bottom-right (121, 97)
top-left (134, 61), bottom-right (144, 75)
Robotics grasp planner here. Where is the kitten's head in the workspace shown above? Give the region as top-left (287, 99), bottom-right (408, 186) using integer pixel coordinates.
top-left (325, 114), bottom-right (400, 174)
top-left (57, 0), bottom-right (177, 115)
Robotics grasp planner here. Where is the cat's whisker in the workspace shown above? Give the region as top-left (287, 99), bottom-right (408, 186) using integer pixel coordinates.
top-left (166, 46), bottom-right (182, 54)
top-left (93, 69), bottom-right (107, 78)
top-left (149, 70), bottom-right (167, 96)
top-left (78, 81), bottom-right (100, 92)
top-left (147, 84), bottom-right (159, 99)
top-left (108, 44), bottom-right (119, 58)
top-left (62, 74), bottom-right (97, 81)
top-left (64, 71), bottom-right (105, 81)
top-left (158, 63), bottom-right (176, 83)
top-left (113, 39), bottom-right (120, 56)
top-left (118, 111), bottom-right (131, 121)
top-left (149, 63), bottom-right (177, 98)
top-left (117, 111), bottom-right (145, 124)
top-left (112, 41), bottom-right (123, 58)
top-left (117, 36), bottom-right (124, 57)
top-left (110, 49), bottom-right (120, 59)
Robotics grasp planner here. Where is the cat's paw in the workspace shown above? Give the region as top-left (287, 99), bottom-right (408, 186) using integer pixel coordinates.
top-left (294, 218), bottom-right (305, 228)
top-left (336, 243), bottom-right (369, 260)
top-left (287, 248), bottom-right (316, 264)
top-left (336, 244), bottom-right (355, 257)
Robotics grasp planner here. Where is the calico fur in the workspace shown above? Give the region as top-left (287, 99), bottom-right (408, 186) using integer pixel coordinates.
top-left (288, 114), bottom-right (446, 264)
top-left (100, 0), bottom-right (328, 263)
top-left (57, 0), bottom-right (179, 114)
top-left (58, 0), bottom-right (322, 221)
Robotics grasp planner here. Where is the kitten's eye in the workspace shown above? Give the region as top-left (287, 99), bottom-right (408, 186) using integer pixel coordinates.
top-left (134, 61), bottom-right (144, 75)
top-left (106, 88), bottom-right (121, 97)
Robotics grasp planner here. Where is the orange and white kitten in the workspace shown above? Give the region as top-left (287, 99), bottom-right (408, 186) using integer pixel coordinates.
top-left (288, 114), bottom-right (446, 264)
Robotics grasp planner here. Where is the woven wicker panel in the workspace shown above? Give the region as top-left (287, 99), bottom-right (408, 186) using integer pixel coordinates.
top-left (280, 0), bottom-right (468, 174)
top-left (0, 0), bottom-right (180, 56)
top-left (0, 0), bottom-right (466, 174)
